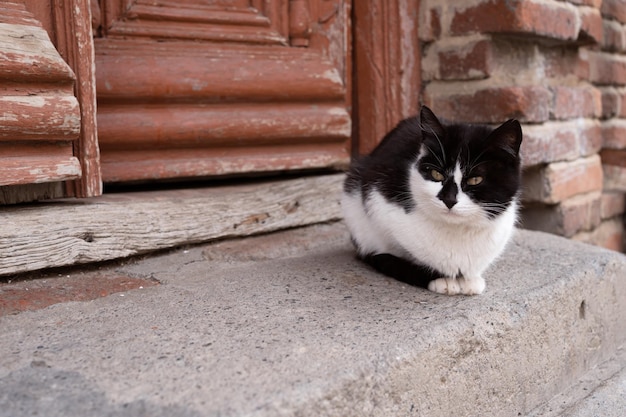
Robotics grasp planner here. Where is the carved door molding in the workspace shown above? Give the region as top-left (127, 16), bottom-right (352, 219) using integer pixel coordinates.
top-left (0, 0), bottom-right (101, 203)
top-left (93, 0), bottom-right (352, 183)
top-left (101, 0), bottom-right (289, 44)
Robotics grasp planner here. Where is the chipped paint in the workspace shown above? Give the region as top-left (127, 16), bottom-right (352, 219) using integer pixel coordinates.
top-left (320, 68), bottom-right (344, 85)
top-left (0, 23), bottom-right (75, 81)
top-left (0, 95), bottom-right (47, 107)
top-left (0, 112), bottom-right (18, 122)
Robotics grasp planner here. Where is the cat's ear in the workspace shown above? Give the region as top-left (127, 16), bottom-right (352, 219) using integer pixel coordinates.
top-left (487, 119), bottom-right (522, 157)
top-left (419, 106), bottom-right (445, 140)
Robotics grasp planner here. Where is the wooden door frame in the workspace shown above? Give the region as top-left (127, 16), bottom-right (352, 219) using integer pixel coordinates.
top-left (352, 0), bottom-right (421, 155)
top-left (51, 0), bottom-right (101, 198)
top-left (41, 0), bottom-right (101, 198)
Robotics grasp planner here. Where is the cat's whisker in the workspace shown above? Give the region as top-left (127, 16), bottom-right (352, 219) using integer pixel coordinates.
top-left (467, 159), bottom-right (493, 173)
top-left (422, 143), bottom-right (444, 167)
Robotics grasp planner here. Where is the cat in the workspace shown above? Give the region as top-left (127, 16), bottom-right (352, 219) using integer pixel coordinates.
top-left (342, 106), bottom-right (522, 295)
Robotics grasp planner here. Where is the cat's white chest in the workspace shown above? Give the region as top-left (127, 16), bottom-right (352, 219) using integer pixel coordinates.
top-left (342, 187), bottom-right (517, 279)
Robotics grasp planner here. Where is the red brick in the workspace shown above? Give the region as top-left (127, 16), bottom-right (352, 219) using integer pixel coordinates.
top-left (601, 88), bottom-right (620, 119)
top-left (588, 51), bottom-right (626, 85)
top-left (522, 123), bottom-right (579, 166)
top-left (519, 120), bottom-right (600, 166)
top-left (425, 86), bottom-right (552, 123)
top-left (602, 0), bottom-right (626, 25)
top-left (601, 149), bottom-right (626, 168)
top-left (619, 91), bottom-right (626, 118)
top-left (551, 86), bottom-right (601, 119)
top-left (573, 218), bottom-right (624, 252)
top-left (521, 192), bottom-right (602, 237)
top-left (580, 121), bottom-right (604, 156)
top-left (602, 90), bottom-right (626, 118)
top-left (566, 0), bottom-right (602, 7)
top-left (451, 0), bottom-right (579, 41)
top-left (438, 38), bottom-right (493, 80)
top-left (601, 20), bottom-right (626, 52)
top-left (419, 6), bottom-right (442, 42)
top-left (601, 120), bottom-right (626, 149)
top-left (544, 47), bottom-right (589, 79)
top-left (523, 155), bottom-right (604, 203)
top-left (601, 191), bottom-right (626, 219)
top-left (579, 7), bottom-right (604, 44)
top-left (603, 164), bottom-right (626, 191)
top-left (560, 192), bottom-right (603, 236)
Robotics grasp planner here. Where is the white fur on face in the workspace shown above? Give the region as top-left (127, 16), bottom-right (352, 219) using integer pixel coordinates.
top-left (410, 162), bottom-right (488, 226)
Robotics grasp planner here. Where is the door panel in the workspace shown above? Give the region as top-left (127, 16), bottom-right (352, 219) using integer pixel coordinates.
top-left (94, 0), bottom-right (351, 183)
top-left (102, 0), bottom-right (288, 44)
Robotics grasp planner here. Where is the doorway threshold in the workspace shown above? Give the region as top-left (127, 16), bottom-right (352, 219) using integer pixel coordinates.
top-left (0, 174), bottom-right (344, 277)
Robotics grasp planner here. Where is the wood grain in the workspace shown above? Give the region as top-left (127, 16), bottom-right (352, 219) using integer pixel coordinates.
top-left (100, 143), bottom-right (349, 182)
top-left (353, 0), bottom-right (421, 155)
top-left (97, 103), bottom-right (350, 149)
top-left (0, 174), bottom-right (345, 276)
top-left (52, 0), bottom-right (103, 198)
top-left (95, 40), bottom-right (344, 103)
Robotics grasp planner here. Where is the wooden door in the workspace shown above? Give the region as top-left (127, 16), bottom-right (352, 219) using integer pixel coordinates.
top-left (93, 0), bottom-right (352, 183)
top-left (0, 0), bottom-right (100, 204)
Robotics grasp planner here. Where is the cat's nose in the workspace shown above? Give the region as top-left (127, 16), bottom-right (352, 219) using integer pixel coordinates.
top-left (442, 198), bottom-right (457, 209)
top-left (437, 181), bottom-right (458, 209)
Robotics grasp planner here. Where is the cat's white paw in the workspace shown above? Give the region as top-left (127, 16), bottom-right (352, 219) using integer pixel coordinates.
top-left (457, 276), bottom-right (485, 295)
top-left (428, 276), bottom-right (485, 295)
top-left (428, 277), bottom-right (461, 295)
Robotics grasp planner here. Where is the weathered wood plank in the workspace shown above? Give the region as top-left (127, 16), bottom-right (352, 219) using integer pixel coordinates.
top-left (0, 182), bottom-right (65, 205)
top-left (0, 174), bottom-right (345, 276)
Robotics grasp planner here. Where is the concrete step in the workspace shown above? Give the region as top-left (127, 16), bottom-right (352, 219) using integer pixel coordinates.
top-left (529, 346), bottom-right (626, 417)
top-left (0, 223), bottom-right (625, 417)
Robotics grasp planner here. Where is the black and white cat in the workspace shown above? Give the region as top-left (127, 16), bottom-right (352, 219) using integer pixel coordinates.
top-left (342, 106), bottom-right (522, 295)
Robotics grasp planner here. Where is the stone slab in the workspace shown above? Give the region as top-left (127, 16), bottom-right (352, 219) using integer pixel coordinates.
top-left (0, 224), bottom-right (624, 416)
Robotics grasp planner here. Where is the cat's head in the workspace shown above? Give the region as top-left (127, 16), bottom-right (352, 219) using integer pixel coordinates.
top-left (413, 106), bottom-right (522, 222)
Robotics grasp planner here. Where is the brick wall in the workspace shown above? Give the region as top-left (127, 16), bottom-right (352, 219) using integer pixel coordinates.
top-left (419, 0), bottom-right (626, 252)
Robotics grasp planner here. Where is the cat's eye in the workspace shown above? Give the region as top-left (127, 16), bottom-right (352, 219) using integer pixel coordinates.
top-left (430, 169), bottom-right (444, 182)
top-left (467, 176), bottom-right (483, 186)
